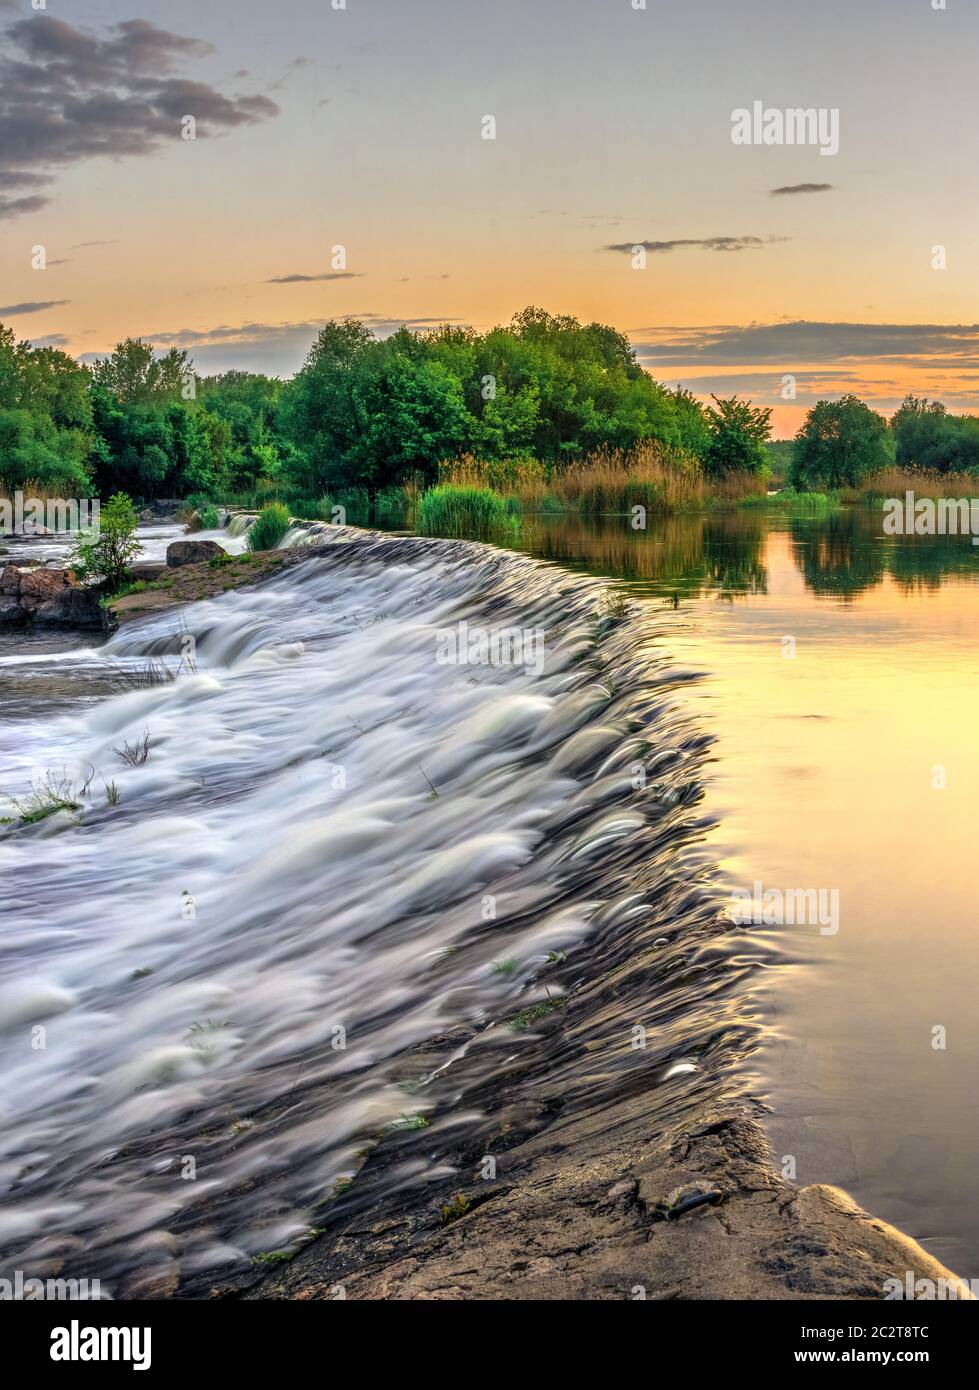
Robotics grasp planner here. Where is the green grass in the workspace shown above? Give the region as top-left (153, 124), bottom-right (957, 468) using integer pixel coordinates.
top-left (386, 1112), bottom-right (429, 1132)
top-left (439, 1192), bottom-right (471, 1226)
top-left (247, 502), bottom-right (292, 552)
top-left (250, 1249), bottom-right (293, 1268)
top-left (507, 997), bottom-right (566, 1032)
top-left (5, 771), bottom-right (94, 826)
top-left (100, 578), bottom-right (149, 607)
top-left (415, 484), bottom-right (519, 541)
top-left (737, 489), bottom-right (843, 513)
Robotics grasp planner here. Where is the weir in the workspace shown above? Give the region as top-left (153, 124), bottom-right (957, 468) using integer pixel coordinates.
top-left (0, 531), bottom-right (733, 1296)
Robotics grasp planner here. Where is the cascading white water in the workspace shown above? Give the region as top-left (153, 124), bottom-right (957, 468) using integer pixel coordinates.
top-left (225, 514), bottom-right (257, 540)
top-left (0, 530), bottom-right (721, 1298)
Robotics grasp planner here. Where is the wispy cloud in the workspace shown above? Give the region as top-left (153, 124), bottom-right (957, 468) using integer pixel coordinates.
top-left (770, 183), bottom-right (834, 196)
top-left (633, 321), bottom-right (979, 368)
top-left (0, 300), bottom-right (69, 316)
top-left (605, 236), bottom-right (789, 255)
top-left (265, 272), bottom-right (364, 284)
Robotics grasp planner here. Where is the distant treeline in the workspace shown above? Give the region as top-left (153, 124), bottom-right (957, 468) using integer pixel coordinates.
top-left (1, 310), bottom-right (977, 504)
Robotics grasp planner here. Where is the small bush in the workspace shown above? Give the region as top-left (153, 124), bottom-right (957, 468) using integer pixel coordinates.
top-left (415, 484), bottom-right (519, 541)
top-left (247, 502), bottom-right (291, 552)
top-left (5, 770), bottom-right (94, 826)
top-left (71, 492), bottom-right (141, 590)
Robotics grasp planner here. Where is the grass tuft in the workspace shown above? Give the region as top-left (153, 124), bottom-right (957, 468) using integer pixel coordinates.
top-left (416, 484), bottom-right (519, 541)
top-left (247, 502), bottom-right (292, 552)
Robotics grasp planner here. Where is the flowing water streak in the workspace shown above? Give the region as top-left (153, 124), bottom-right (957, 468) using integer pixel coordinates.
top-left (0, 532), bottom-right (751, 1297)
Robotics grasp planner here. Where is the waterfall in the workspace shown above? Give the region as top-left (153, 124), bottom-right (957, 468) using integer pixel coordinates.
top-left (0, 531), bottom-right (730, 1297)
top-left (226, 513), bottom-right (257, 539)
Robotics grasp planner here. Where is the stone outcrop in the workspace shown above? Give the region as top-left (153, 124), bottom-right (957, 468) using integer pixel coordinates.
top-left (166, 539), bottom-right (224, 567)
top-left (0, 564), bottom-right (104, 629)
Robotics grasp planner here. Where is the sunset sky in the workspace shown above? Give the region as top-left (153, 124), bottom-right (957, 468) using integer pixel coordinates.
top-left (2, 0), bottom-right (978, 435)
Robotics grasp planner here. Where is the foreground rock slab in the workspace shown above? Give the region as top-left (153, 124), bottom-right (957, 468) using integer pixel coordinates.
top-left (243, 1100), bottom-right (965, 1301)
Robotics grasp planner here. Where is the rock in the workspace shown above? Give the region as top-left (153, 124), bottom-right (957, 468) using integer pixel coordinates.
top-left (129, 562), bottom-right (167, 582)
top-left (18, 568), bottom-right (71, 602)
top-left (659, 1183), bottom-right (726, 1220)
top-left (32, 586), bottom-right (104, 629)
top-left (0, 563), bottom-right (103, 628)
top-left (0, 564), bottom-right (24, 595)
top-left (166, 540), bottom-right (224, 568)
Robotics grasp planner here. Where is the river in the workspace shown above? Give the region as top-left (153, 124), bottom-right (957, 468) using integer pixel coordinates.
top-left (0, 505), bottom-right (975, 1293)
top-left (510, 506), bottom-right (979, 1277)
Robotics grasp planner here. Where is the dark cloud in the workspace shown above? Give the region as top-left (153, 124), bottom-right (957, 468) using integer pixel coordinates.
top-left (770, 183), bottom-right (834, 196)
top-left (0, 15), bottom-right (279, 218)
top-left (0, 300), bottom-right (69, 316)
top-left (265, 272), bottom-right (364, 284)
top-left (0, 193), bottom-right (50, 219)
top-left (605, 236), bottom-right (788, 254)
top-left (633, 321), bottom-right (979, 369)
top-left (81, 315), bottom-right (463, 375)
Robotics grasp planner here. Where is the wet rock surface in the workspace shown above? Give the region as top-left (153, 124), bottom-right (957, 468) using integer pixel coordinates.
top-left (242, 1094), bottom-right (962, 1302)
top-left (0, 564), bottom-right (104, 629)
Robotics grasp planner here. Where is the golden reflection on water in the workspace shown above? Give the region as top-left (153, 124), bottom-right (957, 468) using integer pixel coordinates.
top-left (519, 508), bottom-right (979, 1273)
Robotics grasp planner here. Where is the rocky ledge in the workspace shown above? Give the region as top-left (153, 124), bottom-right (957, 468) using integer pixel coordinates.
top-left (104, 547), bottom-right (307, 629)
top-left (242, 1086), bottom-right (967, 1303)
top-left (0, 564), bottom-right (105, 629)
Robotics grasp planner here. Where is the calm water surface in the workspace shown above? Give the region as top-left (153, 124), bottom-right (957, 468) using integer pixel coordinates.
top-left (513, 507), bottom-right (979, 1276)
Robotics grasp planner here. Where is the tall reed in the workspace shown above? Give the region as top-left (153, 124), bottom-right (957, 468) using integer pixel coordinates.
top-left (415, 484), bottom-right (519, 541)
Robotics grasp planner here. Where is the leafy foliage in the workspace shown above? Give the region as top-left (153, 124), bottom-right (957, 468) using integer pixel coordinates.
top-left (7, 311), bottom-right (977, 517)
top-left (71, 491), bottom-right (141, 589)
top-left (415, 484), bottom-right (518, 540)
top-left (247, 502), bottom-right (291, 552)
top-left (890, 396), bottom-right (979, 474)
top-left (705, 395), bottom-right (773, 478)
top-left (791, 396), bottom-right (894, 489)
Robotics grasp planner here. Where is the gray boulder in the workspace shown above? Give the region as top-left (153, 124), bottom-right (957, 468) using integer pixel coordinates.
top-left (166, 540), bottom-right (224, 568)
top-left (0, 563), bottom-right (105, 629)
top-left (32, 586), bottom-right (104, 628)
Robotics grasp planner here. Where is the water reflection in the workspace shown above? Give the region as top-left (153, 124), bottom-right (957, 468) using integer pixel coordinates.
top-left (513, 505), bottom-right (979, 602)
top-left (510, 504), bottom-right (979, 1275)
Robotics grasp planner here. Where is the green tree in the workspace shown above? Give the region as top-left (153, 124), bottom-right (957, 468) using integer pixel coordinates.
top-left (71, 492), bottom-right (141, 589)
top-left (704, 395), bottom-right (772, 477)
top-left (91, 339), bottom-right (192, 404)
top-left (890, 395), bottom-right (979, 474)
top-left (0, 323), bottom-right (96, 491)
top-left (791, 396), bottom-right (894, 489)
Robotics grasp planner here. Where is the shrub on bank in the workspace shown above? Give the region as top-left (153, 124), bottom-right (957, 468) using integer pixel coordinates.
top-left (415, 484), bottom-right (519, 541)
top-left (247, 502), bottom-right (292, 552)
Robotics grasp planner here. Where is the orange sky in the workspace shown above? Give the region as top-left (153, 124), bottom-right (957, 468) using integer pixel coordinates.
top-left (3, 0), bottom-right (979, 437)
